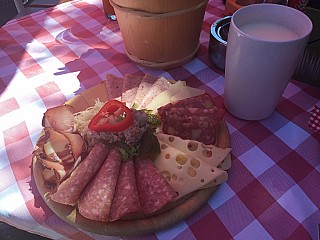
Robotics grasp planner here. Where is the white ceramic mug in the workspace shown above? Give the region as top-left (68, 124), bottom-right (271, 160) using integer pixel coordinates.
top-left (224, 4), bottom-right (312, 120)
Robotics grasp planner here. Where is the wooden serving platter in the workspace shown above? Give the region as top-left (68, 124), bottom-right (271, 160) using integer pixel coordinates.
top-left (32, 82), bottom-right (231, 236)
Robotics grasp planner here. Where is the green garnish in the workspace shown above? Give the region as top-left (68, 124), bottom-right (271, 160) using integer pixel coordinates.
top-left (147, 114), bottom-right (161, 129)
top-left (115, 132), bottom-right (160, 160)
top-left (138, 109), bottom-right (161, 129)
top-left (116, 142), bottom-right (140, 160)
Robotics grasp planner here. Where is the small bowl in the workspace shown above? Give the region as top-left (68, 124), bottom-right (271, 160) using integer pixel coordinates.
top-left (208, 16), bottom-right (231, 70)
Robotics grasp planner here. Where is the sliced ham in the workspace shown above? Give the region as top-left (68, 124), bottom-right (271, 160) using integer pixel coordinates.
top-left (105, 74), bottom-right (123, 101)
top-left (78, 148), bottom-right (122, 222)
top-left (42, 105), bottom-right (76, 133)
top-left (50, 143), bottom-right (109, 206)
top-left (135, 158), bottom-right (177, 215)
top-left (109, 158), bottom-right (140, 221)
top-left (121, 74), bottom-right (143, 108)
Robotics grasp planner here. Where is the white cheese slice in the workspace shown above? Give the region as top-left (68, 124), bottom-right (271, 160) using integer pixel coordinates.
top-left (154, 141), bottom-right (228, 199)
top-left (138, 77), bottom-right (172, 109)
top-left (156, 133), bottom-right (231, 170)
top-left (145, 81), bottom-right (186, 113)
top-left (170, 86), bottom-right (205, 103)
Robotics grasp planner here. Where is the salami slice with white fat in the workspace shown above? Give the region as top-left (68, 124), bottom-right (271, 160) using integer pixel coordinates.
top-left (50, 143), bottom-right (109, 206)
top-left (109, 158), bottom-right (140, 221)
top-left (135, 158), bottom-right (178, 215)
top-left (121, 74), bottom-right (143, 108)
top-left (105, 74), bottom-right (123, 100)
top-left (78, 148), bottom-right (122, 222)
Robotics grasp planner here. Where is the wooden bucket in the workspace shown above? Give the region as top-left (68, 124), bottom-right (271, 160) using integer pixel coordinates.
top-left (110, 0), bottom-right (208, 69)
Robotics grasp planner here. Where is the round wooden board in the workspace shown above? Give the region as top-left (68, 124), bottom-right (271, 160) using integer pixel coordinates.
top-left (32, 88), bottom-right (231, 236)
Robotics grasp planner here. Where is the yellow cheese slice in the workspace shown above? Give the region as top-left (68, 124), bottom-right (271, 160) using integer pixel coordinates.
top-left (145, 80), bottom-right (186, 113)
top-left (218, 154), bottom-right (231, 171)
top-left (154, 141), bottom-right (228, 199)
top-left (65, 95), bottom-right (90, 112)
top-left (80, 82), bottom-right (109, 107)
top-left (139, 77), bottom-right (172, 109)
top-left (170, 86), bottom-right (205, 103)
top-left (156, 133), bottom-right (231, 170)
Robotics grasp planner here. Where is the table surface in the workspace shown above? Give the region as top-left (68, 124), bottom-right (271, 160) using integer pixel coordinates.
top-left (0, 0), bottom-right (319, 239)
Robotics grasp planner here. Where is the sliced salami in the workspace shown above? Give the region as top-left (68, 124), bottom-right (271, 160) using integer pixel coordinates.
top-left (121, 74), bottom-right (143, 108)
top-left (132, 74), bottom-right (157, 107)
top-left (157, 93), bottom-right (216, 116)
top-left (50, 143), bottom-right (109, 206)
top-left (78, 148), bottom-right (122, 222)
top-left (109, 158), bottom-right (140, 221)
top-left (105, 74), bottom-right (123, 100)
top-left (135, 158), bottom-right (177, 215)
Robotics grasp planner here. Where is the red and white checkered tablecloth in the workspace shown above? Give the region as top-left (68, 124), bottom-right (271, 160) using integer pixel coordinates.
top-left (0, 0), bottom-right (319, 239)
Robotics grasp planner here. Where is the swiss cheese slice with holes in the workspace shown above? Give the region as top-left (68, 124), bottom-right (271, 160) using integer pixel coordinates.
top-left (156, 133), bottom-right (231, 170)
top-left (154, 141), bottom-right (228, 199)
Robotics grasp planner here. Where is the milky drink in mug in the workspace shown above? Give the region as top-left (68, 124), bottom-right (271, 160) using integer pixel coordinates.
top-left (224, 4), bottom-right (312, 120)
top-left (240, 22), bottom-right (299, 41)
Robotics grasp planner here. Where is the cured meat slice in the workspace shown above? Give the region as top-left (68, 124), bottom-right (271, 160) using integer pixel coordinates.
top-left (157, 93), bottom-right (216, 116)
top-left (109, 158), bottom-right (140, 221)
top-left (139, 77), bottom-right (171, 109)
top-left (121, 74), bottom-right (143, 108)
top-left (161, 108), bottom-right (225, 145)
top-left (160, 107), bottom-right (224, 119)
top-left (105, 74), bottom-right (123, 100)
top-left (135, 158), bottom-right (177, 215)
top-left (50, 143), bottom-right (109, 205)
top-left (157, 94), bottom-right (225, 145)
top-left (132, 73), bottom-right (157, 107)
top-left (42, 105), bottom-right (75, 133)
top-left (78, 148), bottom-right (122, 221)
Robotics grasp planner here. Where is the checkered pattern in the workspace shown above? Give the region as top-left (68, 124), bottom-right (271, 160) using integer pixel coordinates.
top-left (309, 105), bottom-right (320, 132)
top-left (0, 0), bottom-right (319, 239)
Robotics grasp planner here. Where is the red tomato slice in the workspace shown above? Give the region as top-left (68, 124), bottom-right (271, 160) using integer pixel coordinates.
top-left (88, 100), bottom-right (134, 132)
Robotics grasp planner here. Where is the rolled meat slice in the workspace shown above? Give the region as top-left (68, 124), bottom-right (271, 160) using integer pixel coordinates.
top-left (78, 148), bottom-right (122, 222)
top-left (135, 158), bottom-right (178, 215)
top-left (109, 158), bottom-right (140, 221)
top-left (50, 143), bottom-right (109, 206)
